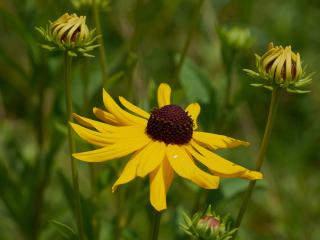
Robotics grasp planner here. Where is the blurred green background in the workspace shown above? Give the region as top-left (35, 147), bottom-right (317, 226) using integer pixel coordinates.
top-left (0, 0), bottom-right (319, 239)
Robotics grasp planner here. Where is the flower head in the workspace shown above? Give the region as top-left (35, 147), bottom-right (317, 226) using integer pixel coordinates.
top-left (244, 43), bottom-right (313, 93)
top-left (180, 205), bottom-right (237, 240)
top-left (36, 13), bottom-right (99, 57)
top-left (71, 83), bottom-right (262, 211)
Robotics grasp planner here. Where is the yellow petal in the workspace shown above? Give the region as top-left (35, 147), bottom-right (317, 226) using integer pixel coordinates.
top-left (157, 83), bottom-right (171, 107)
top-left (149, 164), bottom-right (167, 211)
top-left (239, 170), bottom-right (263, 180)
top-left (163, 157), bottom-right (174, 191)
top-left (93, 107), bottom-right (120, 125)
top-left (185, 103), bottom-right (200, 130)
top-left (192, 131), bottom-right (249, 150)
top-left (103, 89), bottom-right (147, 126)
top-left (186, 141), bottom-right (263, 180)
top-left (112, 151), bottom-right (142, 192)
top-left (119, 96), bottom-right (150, 119)
top-left (285, 47), bottom-right (292, 82)
top-left (70, 123), bottom-right (112, 146)
top-left (73, 113), bottom-right (145, 138)
top-left (73, 135), bottom-right (151, 162)
top-left (295, 53), bottom-right (302, 81)
top-left (73, 113), bottom-right (117, 133)
top-left (166, 144), bottom-right (219, 189)
top-left (136, 141), bottom-right (166, 177)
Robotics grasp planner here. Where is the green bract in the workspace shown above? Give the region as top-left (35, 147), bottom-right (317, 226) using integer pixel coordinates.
top-left (180, 205), bottom-right (237, 240)
top-left (36, 13), bottom-right (100, 57)
top-left (244, 43), bottom-right (313, 93)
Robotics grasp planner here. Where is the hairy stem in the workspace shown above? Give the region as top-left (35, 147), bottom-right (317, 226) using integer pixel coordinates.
top-left (233, 86), bottom-right (282, 238)
top-left (64, 53), bottom-right (85, 240)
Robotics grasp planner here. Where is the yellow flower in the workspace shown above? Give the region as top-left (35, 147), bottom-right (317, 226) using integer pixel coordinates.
top-left (71, 84), bottom-right (262, 211)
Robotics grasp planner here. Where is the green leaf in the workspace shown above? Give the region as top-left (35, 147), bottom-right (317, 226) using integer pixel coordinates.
top-left (57, 171), bottom-right (97, 240)
top-left (179, 58), bottom-right (211, 104)
top-left (48, 220), bottom-right (77, 240)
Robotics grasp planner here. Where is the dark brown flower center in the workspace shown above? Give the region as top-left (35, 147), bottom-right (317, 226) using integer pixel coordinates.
top-left (61, 27), bottom-right (81, 43)
top-left (266, 61), bottom-right (297, 80)
top-left (146, 104), bottom-right (193, 145)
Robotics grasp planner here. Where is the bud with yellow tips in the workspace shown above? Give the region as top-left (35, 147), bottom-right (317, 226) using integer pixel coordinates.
top-left (244, 43), bottom-right (313, 93)
top-left (36, 13), bottom-right (99, 57)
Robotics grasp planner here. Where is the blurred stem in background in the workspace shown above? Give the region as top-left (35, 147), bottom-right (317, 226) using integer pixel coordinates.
top-left (233, 86), bottom-right (282, 238)
top-left (92, 0), bottom-right (108, 86)
top-left (224, 59), bottom-right (235, 110)
top-left (64, 53), bottom-right (85, 240)
top-left (172, 0), bottom-right (205, 86)
top-left (81, 58), bottom-right (89, 113)
top-left (217, 26), bottom-right (252, 131)
top-left (150, 209), bottom-right (162, 240)
top-left (81, 57), bottom-right (100, 237)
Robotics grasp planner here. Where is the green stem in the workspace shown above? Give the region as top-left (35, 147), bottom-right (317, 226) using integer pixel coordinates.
top-left (172, 0), bottom-right (205, 85)
top-left (64, 53), bottom-right (85, 240)
top-left (233, 86), bottom-right (282, 238)
top-left (92, 0), bottom-right (108, 85)
top-left (150, 209), bottom-right (161, 240)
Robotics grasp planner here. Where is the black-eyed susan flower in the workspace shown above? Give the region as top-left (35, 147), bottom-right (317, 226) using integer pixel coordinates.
top-left (36, 13), bottom-right (99, 57)
top-left (70, 84), bottom-right (262, 211)
top-left (244, 43), bottom-right (313, 93)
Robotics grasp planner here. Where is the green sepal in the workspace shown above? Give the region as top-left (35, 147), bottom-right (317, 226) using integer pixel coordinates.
top-left (243, 69), bottom-right (260, 79)
top-left (286, 88), bottom-right (311, 94)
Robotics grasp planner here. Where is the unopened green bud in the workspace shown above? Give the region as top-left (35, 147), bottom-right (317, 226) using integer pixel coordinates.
top-left (72, 0), bottom-right (110, 11)
top-left (36, 13), bottom-right (100, 57)
top-left (180, 205), bottom-right (237, 240)
top-left (219, 26), bottom-right (252, 51)
top-left (244, 43), bottom-right (313, 93)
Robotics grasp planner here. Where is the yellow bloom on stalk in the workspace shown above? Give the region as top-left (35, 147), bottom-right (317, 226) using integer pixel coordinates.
top-left (244, 43), bottom-right (312, 93)
top-left (36, 13), bottom-right (99, 57)
top-left (71, 84), bottom-right (262, 211)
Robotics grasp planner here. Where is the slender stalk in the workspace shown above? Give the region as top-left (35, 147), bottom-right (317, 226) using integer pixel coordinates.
top-left (92, 0), bottom-right (108, 85)
top-left (150, 209), bottom-right (162, 240)
top-left (64, 53), bottom-right (85, 240)
top-left (233, 86), bottom-right (282, 238)
top-left (172, 0), bottom-right (205, 85)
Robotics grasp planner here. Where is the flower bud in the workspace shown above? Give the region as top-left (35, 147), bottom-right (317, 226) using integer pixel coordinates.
top-left (219, 26), bottom-right (252, 51)
top-left (180, 205), bottom-right (237, 240)
top-left (72, 0), bottom-right (110, 11)
top-left (244, 43), bottom-right (313, 93)
top-left (36, 13), bottom-right (99, 57)
top-left (198, 215), bottom-right (220, 231)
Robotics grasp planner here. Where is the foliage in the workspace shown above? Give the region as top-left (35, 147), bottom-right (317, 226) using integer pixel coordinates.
top-left (0, 0), bottom-right (319, 239)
